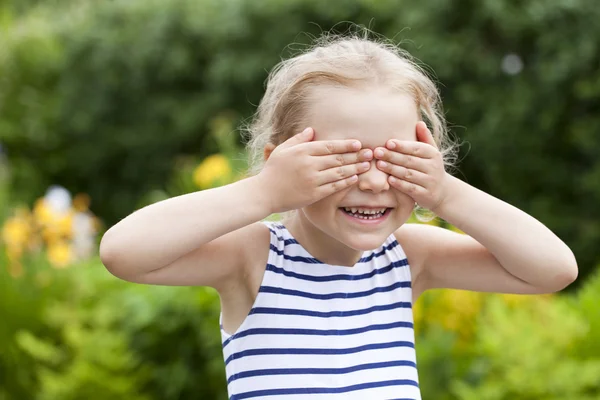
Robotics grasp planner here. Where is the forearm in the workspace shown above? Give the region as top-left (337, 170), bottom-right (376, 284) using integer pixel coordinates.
top-left (99, 175), bottom-right (272, 273)
top-left (434, 175), bottom-right (578, 288)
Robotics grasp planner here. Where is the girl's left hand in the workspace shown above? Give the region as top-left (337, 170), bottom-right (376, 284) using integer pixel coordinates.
top-left (374, 121), bottom-right (450, 211)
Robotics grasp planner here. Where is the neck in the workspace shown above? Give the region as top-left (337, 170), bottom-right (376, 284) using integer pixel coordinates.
top-left (284, 211), bottom-right (363, 267)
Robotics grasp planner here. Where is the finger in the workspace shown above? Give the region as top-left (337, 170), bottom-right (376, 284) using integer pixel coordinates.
top-left (317, 161), bottom-right (371, 186)
top-left (317, 148), bottom-right (373, 171)
top-left (278, 127), bottom-right (315, 150)
top-left (305, 139), bottom-right (362, 156)
top-left (374, 148), bottom-right (430, 174)
top-left (318, 174), bottom-right (359, 197)
top-left (416, 121), bottom-right (438, 149)
top-left (384, 139), bottom-right (437, 159)
top-left (376, 160), bottom-right (430, 186)
top-left (388, 175), bottom-right (427, 197)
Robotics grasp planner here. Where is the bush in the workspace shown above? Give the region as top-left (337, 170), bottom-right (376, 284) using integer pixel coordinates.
top-left (0, 255), bottom-right (228, 400)
top-left (414, 269), bottom-right (600, 400)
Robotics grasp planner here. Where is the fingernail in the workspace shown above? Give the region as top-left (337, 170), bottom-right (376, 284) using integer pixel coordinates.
top-left (362, 162), bottom-right (370, 169)
top-left (352, 141), bottom-right (361, 150)
top-left (375, 149), bottom-right (384, 158)
top-left (387, 141), bottom-right (396, 149)
top-left (303, 128), bottom-right (312, 135)
top-left (378, 161), bottom-right (388, 168)
top-left (363, 149), bottom-right (373, 158)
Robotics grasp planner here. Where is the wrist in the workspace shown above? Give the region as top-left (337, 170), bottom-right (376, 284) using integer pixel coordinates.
top-left (430, 175), bottom-right (463, 217)
top-left (245, 174), bottom-right (277, 216)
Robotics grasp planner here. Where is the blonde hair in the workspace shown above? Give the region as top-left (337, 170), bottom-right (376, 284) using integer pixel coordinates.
top-left (243, 32), bottom-right (458, 218)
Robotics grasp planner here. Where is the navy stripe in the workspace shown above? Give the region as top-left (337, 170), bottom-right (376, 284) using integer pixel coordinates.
top-left (268, 224), bottom-right (404, 264)
top-left (267, 228), bottom-right (297, 246)
top-left (225, 340), bottom-right (415, 366)
top-left (230, 379), bottom-right (419, 399)
top-left (228, 359), bottom-right (417, 383)
top-left (267, 240), bottom-right (402, 265)
top-left (265, 258), bottom-right (408, 282)
top-left (362, 240), bottom-right (401, 262)
top-left (259, 280), bottom-right (411, 300)
top-left (223, 320), bottom-right (413, 351)
top-left (268, 245), bottom-right (321, 264)
top-left (249, 300), bottom-right (412, 318)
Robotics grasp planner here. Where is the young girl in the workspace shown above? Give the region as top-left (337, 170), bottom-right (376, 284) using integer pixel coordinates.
top-left (100, 34), bottom-right (578, 400)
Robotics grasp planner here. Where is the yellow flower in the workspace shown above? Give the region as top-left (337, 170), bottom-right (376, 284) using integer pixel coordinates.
top-left (33, 198), bottom-right (54, 226)
top-left (193, 154), bottom-right (232, 189)
top-left (47, 241), bottom-right (73, 268)
top-left (2, 215), bottom-right (31, 247)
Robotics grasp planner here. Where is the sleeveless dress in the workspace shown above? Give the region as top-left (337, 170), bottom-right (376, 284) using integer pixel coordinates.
top-left (220, 221), bottom-right (421, 400)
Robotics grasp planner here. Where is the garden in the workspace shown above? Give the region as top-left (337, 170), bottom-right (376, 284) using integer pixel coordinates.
top-left (1, 0), bottom-right (600, 399)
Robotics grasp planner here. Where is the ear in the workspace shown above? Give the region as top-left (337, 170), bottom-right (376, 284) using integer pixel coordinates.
top-left (263, 143), bottom-right (276, 161)
top-left (416, 121), bottom-right (437, 149)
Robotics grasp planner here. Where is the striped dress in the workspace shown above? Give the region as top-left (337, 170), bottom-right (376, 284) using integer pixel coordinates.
top-left (220, 221), bottom-right (421, 400)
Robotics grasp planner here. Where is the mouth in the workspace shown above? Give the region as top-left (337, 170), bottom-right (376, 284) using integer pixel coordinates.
top-left (338, 206), bottom-right (393, 222)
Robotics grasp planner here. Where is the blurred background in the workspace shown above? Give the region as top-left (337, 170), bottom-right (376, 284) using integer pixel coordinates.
top-left (1, 0), bottom-right (599, 399)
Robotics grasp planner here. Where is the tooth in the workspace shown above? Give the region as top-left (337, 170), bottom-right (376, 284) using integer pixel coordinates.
top-left (351, 208), bottom-right (358, 214)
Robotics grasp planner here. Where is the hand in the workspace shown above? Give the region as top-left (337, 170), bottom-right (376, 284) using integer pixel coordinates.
top-left (373, 121), bottom-right (449, 211)
top-left (257, 127), bottom-right (372, 213)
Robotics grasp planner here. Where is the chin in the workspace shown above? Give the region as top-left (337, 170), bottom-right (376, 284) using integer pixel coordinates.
top-left (340, 231), bottom-right (393, 251)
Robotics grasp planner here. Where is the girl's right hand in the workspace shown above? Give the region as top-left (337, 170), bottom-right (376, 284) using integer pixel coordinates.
top-left (256, 127), bottom-right (372, 213)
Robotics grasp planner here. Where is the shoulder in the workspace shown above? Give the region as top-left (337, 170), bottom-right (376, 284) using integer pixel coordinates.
top-left (218, 221), bottom-right (271, 301)
top-left (237, 221), bottom-right (273, 291)
top-left (392, 223), bottom-right (438, 298)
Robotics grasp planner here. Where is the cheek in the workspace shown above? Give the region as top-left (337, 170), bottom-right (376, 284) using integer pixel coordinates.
top-left (394, 190), bottom-right (414, 206)
top-left (302, 190), bottom-right (348, 221)
top-left (393, 192), bottom-right (416, 218)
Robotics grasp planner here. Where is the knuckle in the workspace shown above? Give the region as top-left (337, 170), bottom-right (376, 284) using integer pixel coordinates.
top-left (335, 154), bottom-right (345, 166)
top-left (325, 142), bottom-right (336, 154)
top-left (336, 166), bottom-right (346, 178)
top-left (306, 171), bottom-right (319, 186)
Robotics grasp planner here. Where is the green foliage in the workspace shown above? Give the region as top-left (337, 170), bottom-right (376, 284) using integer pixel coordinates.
top-left (450, 296), bottom-right (600, 399)
top-left (412, 270), bottom-right (600, 399)
top-left (569, 268), bottom-right (600, 361)
top-left (0, 255), bottom-right (227, 400)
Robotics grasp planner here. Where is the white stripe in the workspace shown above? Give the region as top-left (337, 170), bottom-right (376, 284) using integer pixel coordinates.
top-left (225, 346), bottom-right (418, 376)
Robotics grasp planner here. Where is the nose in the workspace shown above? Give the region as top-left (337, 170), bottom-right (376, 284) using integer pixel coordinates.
top-left (358, 160), bottom-right (390, 193)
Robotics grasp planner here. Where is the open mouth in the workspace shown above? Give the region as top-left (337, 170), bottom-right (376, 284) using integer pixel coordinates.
top-left (339, 207), bottom-right (392, 220)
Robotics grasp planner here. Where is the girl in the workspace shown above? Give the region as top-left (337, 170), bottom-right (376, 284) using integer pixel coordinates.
top-left (100, 34), bottom-right (578, 400)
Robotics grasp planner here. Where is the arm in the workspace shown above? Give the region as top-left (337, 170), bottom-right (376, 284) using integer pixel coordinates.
top-left (99, 175), bottom-right (272, 290)
top-left (377, 122), bottom-right (577, 295)
top-left (399, 175), bottom-right (578, 295)
top-left (422, 175), bottom-right (578, 293)
top-left (99, 128), bottom-right (368, 291)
